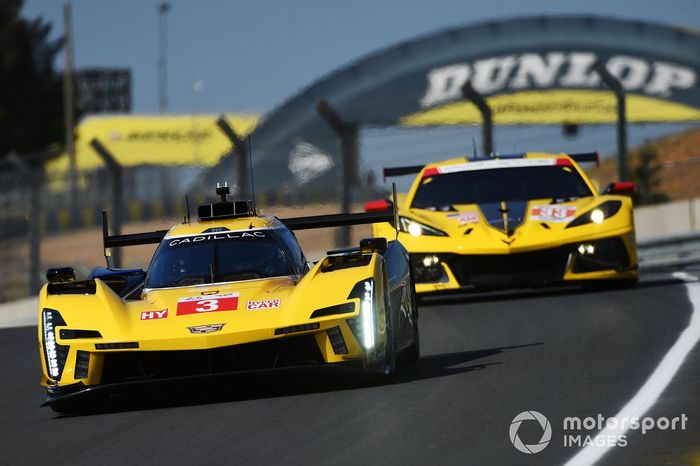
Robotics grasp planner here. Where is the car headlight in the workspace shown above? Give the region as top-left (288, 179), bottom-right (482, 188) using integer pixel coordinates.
top-left (399, 216), bottom-right (448, 237)
top-left (346, 279), bottom-right (376, 351)
top-left (42, 308), bottom-right (69, 381)
top-left (566, 201), bottom-right (622, 228)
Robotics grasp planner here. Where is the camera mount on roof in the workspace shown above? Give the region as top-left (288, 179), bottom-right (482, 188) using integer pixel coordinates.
top-left (198, 182), bottom-right (256, 221)
top-left (216, 182), bottom-right (230, 202)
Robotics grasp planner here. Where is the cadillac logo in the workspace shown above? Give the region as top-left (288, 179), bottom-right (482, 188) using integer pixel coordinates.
top-left (187, 323), bottom-right (225, 334)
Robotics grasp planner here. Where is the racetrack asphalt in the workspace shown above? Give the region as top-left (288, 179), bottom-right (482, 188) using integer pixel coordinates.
top-left (2, 271), bottom-right (699, 466)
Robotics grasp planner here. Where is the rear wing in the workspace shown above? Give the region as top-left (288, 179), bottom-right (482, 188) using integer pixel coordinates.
top-left (382, 153), bottom-right (599, 180)
top-left (101, 182), bottom-right (400, 267)
top-left (102, 211), bottom-right (167, 267)
top-left (382, 165), bottom-right (424, 181)
top-left (568, 152), bottom-right (600, 166)
top-left (280, 211), bottom-right (394, 231)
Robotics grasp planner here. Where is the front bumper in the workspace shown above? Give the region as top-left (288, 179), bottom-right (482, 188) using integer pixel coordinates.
top-left (412, 234), bottom-right (638, 293)
top-left (42, 362), bottom-right (371, 413)
top-left (40, 314), bottom-right (373, 392)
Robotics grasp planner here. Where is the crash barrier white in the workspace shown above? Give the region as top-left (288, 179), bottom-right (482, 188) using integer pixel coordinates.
top-left (634, 197), bottom-right (700, 242)
top-left (635, 197), bottom-right (700, 270)
top-left (637, 232), bottom-right (700, 270)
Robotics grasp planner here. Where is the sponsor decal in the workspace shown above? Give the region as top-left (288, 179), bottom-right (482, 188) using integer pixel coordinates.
top-left (176, 292), bottom-right (239, 315)
top-left (168, 231), bottom-right (266, 247)
top-left (423, 158), bottom-right (556, 178)
top-left (447, 212), bottom-right (479, 225)
top-left (247, 299), bottom-right (281, 310)
top-left (187, 323), bottom-right (225, 334)
top-left (531, 205), bottom-right (577, 222)
top-left (141, 309), bottom-right (168, 320)
top-left (420, 52), bottom-right (696, 109)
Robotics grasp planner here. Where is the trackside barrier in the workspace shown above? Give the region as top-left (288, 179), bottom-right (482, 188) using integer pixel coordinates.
top-left (634, 197), bottom-right (700, 242)
top-left (637, 232), bottom-right (700, 270)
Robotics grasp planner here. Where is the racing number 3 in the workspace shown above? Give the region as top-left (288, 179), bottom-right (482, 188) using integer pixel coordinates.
top-left (195, 299), bottom-right (219, 312)
top-left (176, 293), bottom-right (239, 315)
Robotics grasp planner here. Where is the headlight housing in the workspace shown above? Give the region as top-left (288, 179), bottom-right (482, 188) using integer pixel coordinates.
top-left (346, 279), bottom-right (376, 351)
top-left (566, 201), bottom-right (622, 228)
top-left (399, 216), bottom-right (448, 237)
top-left (42, 308), bottom-right (69, 381)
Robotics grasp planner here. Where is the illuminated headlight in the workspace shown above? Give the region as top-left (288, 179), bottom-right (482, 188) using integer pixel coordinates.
top-left (42, 309), bottom-right (69, 380)
top-left (577, 243), bottom-right (596, 255)
top-left (566, 201), bottom-right (622, 228)
top-left (422, 255), bottom-right (440, 267)
top-left (399, 216), bottom-right (448, 237)
top-left (360, 280), bottom-right (375, 351)
top-left (590, 209), bottom-right (605, 224)
top-left (408, 222), bottom-right (423, 237)
top-left (345, 279), bottom-right (378, 352)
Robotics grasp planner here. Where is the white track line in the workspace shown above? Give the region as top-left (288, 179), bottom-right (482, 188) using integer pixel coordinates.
top-left (564, 272), bottom-right (700, 466)
top-left (672, 271), bottom-right (699, 282)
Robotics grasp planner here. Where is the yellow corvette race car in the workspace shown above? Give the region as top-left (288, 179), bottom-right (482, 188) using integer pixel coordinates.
top-left (365, 152), bottom-right (638, 294)
top-left (38, 186), bottom-right (419, 412)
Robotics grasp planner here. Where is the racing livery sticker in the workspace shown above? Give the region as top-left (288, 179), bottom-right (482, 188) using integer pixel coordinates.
top-left (168, 231), bottom-right (266, 247)
top-left (423, 158), bottom-right (557, 178)
top-left (447, 212), bottom-right (480, 225)
top-left (531, 205), bottom-right (577, 222)
top-left (176, 292), bottom-right (239, 316)
top-left (247, 299), bottom-right (281, 310)
top-left (141, 309), bottom-right (168, 320)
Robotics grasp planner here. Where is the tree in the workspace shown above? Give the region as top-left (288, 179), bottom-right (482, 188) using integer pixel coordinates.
top-left (0, 0), bottom-right (64, 163)
top-left (631, 144), bottom-right (669, 205)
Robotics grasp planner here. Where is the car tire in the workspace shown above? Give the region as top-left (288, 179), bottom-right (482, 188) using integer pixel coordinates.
top-left (402, 276), bottom-right (420, 367)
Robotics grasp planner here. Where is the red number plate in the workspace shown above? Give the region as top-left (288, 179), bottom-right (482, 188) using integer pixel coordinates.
top-left (176, 293), bottom-right (239, 316)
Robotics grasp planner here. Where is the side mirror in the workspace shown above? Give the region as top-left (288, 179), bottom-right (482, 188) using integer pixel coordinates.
top-left (603, 181), bottom-right (635, 195)
top-left (46, 267), bottom-right (76, 284)
top-left (364, 199), bottom-right (393, 212)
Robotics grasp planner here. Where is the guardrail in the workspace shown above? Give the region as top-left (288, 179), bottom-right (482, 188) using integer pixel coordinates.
top-left (638, 232), bottom-right (700, 270)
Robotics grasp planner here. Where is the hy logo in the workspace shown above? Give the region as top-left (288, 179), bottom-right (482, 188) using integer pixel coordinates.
top-left (510, 411), bottom-right (552, 454)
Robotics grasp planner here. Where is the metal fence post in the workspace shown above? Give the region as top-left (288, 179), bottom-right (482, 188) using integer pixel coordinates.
top-left (7, 152), bottom-right (43, 293)
top-left (90, 138), bottom-right (124, 268)
top-left (316, 100), bottom-right (358, 247)
top-left (216, 116), bottom-right (249, 198)
top-left (593, 60), bottom-right (628, 181)
top-left (461, 80), bottom-right (493, 156)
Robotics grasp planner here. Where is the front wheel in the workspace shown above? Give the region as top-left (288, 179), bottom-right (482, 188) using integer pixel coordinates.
top-left (401, 274), bottom-right (420, 366)
top-left (402, 326), bottom-right (420, 367)
top-left (366, 270), bottom-right (396, 377)
top-left (379, 317), bottom-right (396, 376)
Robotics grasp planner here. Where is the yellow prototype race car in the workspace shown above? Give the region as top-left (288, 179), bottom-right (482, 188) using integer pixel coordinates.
top-left (38, 186), bottom-right (419, 412)
top-left (365, 152), bottom-right (638, 294)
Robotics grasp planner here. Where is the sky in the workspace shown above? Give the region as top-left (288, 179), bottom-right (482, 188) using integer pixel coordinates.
top-left (20, 0), bottom-right (700, 116)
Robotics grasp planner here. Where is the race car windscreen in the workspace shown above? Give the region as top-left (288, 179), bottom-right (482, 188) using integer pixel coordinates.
top-left (411, 165), bottom-right (593, 209)
top-left (145, 230), bottom-right (293, 288)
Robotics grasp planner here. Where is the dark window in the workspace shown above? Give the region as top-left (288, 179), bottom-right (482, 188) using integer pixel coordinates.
top-left (411, 166), bottom-right (592, 209)
top-left (145, 231), bottom-right (293, 288)
top-left (276, 229), bottom-right (308, 274)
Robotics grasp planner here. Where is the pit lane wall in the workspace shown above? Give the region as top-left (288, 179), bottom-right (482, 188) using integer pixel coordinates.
top-left (635, 197), bottom-right (700, 242)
